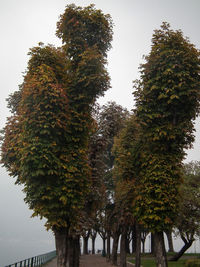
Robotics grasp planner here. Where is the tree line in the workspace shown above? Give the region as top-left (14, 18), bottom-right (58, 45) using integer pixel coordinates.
top-left (1, 4), bottom-right (200, 267)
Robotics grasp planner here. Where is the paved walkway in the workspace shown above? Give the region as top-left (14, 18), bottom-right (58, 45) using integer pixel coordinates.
top-left (45, 254), bottom-right (135, 267)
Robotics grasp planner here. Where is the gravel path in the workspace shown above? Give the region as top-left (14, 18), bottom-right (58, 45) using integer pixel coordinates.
top-left (80, 254), bottom-right (135, 266)
top-left (45, 254), bottom-right (135, 267)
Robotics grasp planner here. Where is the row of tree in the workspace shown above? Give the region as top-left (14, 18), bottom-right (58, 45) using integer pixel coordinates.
top-left (80, 155), bottom-right (200, 264)
top-left (110, 22), bottom-right (200, 267)
top-left (1, 4), bottom-right (200, 267)
top-left (78, 99), bottom-right (200, 266)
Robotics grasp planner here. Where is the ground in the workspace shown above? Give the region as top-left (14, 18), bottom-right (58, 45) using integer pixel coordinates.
top-left (45, 254), bottom-right (135, 267)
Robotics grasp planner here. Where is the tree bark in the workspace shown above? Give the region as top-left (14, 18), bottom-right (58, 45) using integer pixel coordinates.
top-left (68, 235), bottom-right (80, 267)
top-left (154, 232), bottom-right (168, 267)
top-left (83, 236), bottom-right (89, 255)
top-left (106, 231), bottom-right (111, 261)
top-left (82, 230), bottom-right (90, 255)
top-left (169, 238), bottom-right (193, 261)
top-left (120, 226), bottom-right (127, 267)
top-left (74, 236), bottom-right (80, 267)
top-left (91, 236), bottom-right (96, 254)
top-left (99, 229), bottom-right (107, 256)
top-left (135, 222), bottom-right (141, 267)
top-left (54, 228), bottom-right (69, 267)
top-left (102, 238), bottom-right (106, 257)
top-left (90, 229), bottom-right (97, 254)
top-left (111, 230), bottom-right (120, 265)
top-left (141, 240), bottom-right (145, 254)
top-left (132, 224), bottom-right (137, 254)
top-left (151, 233), bottom-right (154, 255)
top-left (125, 233), bottom-right (130, 254)
top-left (165, 230), bottom-right (174, 253)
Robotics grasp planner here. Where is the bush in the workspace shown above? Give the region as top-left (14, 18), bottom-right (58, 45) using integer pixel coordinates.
top-left (185, 259), bottom-right (200, 267)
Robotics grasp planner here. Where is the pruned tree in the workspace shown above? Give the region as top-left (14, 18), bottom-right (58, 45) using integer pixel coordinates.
top-left (1, 4), bottom-right (113, 267)
top-left (93, 102), bottom-right (130, 260)
top-left (113, 115), bottom-right (141, 267)
top-left (133, 22), bottom-right (200, 267)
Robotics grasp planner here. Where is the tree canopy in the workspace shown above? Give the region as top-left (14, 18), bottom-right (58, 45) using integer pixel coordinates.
top-left (133, 22), bottom-right (200, 232)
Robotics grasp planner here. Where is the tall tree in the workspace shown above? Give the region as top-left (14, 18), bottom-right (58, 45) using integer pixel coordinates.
top-left (98, 102), bottom-right (130, 195)
top-left (133, 22), bottom-right (200, 267)
top-left (94, 102), bottom-right (129, 260)
top-left (1, 4), bottom-right (113, 267)
top-left (113, 115), bottom-right (142, 267)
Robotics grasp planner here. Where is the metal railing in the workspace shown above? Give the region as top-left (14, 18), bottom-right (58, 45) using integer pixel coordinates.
top-left (5, 250), bottom-right (56, 267)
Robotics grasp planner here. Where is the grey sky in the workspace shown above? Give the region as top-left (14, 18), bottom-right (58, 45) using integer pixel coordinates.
top-left (1, 0), bottom-right (200, 265)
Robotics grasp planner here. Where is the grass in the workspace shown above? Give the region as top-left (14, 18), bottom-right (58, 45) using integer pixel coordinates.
top-left (129, 259), bottom-right (186, 267)
top-left (128, 253), bottom-right (199, 267)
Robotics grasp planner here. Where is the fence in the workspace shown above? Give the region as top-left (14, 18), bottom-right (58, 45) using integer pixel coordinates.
top-left (5, 250), bottom-right (56, 267)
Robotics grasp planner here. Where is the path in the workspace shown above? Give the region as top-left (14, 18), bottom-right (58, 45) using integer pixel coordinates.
top-left (45, 254), bottom-right (135, 267)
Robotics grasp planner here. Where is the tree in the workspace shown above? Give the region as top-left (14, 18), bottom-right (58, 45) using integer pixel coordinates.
top-left (165, 230), bottom-right (174, 253)
top-left (87, 102), bottom-right (129, 261)
top-left (133, 22), bottom-right (200, 267)
top-left (141, 228), bottom-right (149, 253)
top-left (1, 4), bottom-right (113, 267)
top-left (170, 161), bottom-right (200, 261)
top-left (81, 104), bottom-right (107, 256)
top-left (98, 102), bottom-right (130, 195)
top-left (113, 115), bottom-right (142, 267)
top-left (98, 102), bottom-right (130, 260)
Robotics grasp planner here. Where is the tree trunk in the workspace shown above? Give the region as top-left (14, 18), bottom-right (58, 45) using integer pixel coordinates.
top-left (54, 228), bottom-right (68, 267)
top-left (106, 231), bottom-right (111, 261)
top-left (141, 240), bottom-right (145, 254)
top-left (151, 233), bottom-right (154, 255)
top-left (165, 230), bottom-right (174, 253)
top-left (68, 235), bottom-right (80, 267)
top-left (102, 238), bottom-right (106, 257)
top-left (120, 226), bottom-right (127, 267)
top-left (154, 232), bottom-right (168, 267)
top-left (111, 231), bottom-right (120, 265)
top-left (90, 230), bottom-right (97, 254)
top-left (135, 222), bottom-right (141, 267)
top-left (91, 236), bottom-right (96, 254)
top-left (82, 230), bottom-right (90, 255)
top-left (125, 234), bottom-right (130, 254)
top-left (169, 238), bottom-right (193, 261)
top-left (68, 236), bottom-right (74, 267)
top-left (74, 236), bottom-right (80, 267)
top-left (132, 224), bottom-right (137, 254)
top-left (83, 236), bottom-right (89, 255)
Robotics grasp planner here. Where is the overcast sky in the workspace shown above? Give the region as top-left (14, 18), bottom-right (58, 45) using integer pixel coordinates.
top-left (1, 0), bottom-right (200, 265)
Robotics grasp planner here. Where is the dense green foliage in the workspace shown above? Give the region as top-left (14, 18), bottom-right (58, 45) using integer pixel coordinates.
top-left (1, 4), bottom-right (113, 233)
top-left (56, 4), bottom-right (113, 58)
top-left (113, 115), bottom-right (140, 184)
top-left (133, 22), bottom-right (200, 232)
top-left (98, 102), bottom-right (130, 193)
